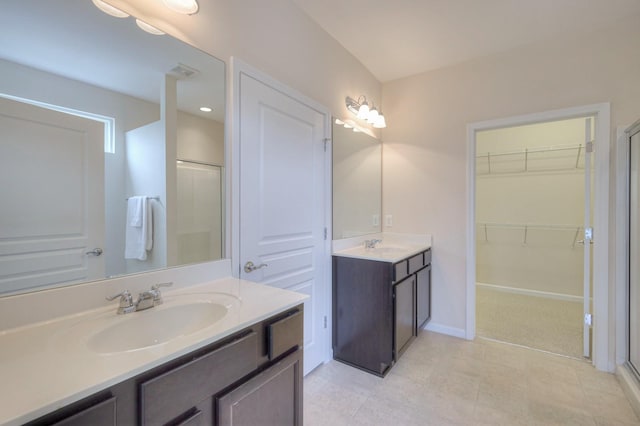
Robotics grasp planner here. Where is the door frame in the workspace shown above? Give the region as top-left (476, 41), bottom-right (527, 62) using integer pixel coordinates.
top-left (229, 57), bottom-right (333, 364)
top-left (466, 103), bottom-right (611, 371)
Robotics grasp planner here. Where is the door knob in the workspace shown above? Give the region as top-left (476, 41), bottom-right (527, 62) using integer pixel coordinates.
top-left (244, 261), bottom-right (268, 273)
top-left (86, 248), bottom-right (103, 256)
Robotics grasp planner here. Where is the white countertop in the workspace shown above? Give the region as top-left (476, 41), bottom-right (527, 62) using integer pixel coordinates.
top-left (332, 232), bottom-right (432, 263)
top-left (333, 243), bottom-right (431, 263)
top-left (0, 278), bottom-right (308, 426)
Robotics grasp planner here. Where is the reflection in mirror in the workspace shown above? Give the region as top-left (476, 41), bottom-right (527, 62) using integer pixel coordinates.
top-left (332, 120), bottom-right (382, 239)
top-left (0, 0), bottom-right (225, 295)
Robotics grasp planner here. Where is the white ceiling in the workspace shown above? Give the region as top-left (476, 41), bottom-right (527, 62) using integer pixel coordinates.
top-left (293, 0), bottom-right (640, 82)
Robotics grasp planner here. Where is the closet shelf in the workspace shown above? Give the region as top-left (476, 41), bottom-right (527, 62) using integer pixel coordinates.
top-left (476, 143), bottom-right (591, 175)
top-left (476, 222), bottom-right (584, 247)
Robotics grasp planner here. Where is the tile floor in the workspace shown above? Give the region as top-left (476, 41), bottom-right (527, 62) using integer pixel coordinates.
top-left (304, 331), bottom-right (640, 425)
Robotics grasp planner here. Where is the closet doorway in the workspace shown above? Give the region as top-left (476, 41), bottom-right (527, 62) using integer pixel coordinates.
top-left (474, 116), bottom-right (594, 359)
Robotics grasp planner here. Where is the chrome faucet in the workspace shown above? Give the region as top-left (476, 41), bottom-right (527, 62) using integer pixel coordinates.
top-left (106, 282), bottom-right (173, 314)
top-left (364, 239), bottom-right (382, 249)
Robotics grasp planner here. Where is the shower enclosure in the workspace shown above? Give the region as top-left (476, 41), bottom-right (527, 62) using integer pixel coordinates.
top-left (628, 121), bottom-right (640, 376)
top-left (176, 160), bottom-right (224, 264)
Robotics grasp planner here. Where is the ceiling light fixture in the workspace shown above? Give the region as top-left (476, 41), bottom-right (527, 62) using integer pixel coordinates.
top-left (345, 96), bottom-right (386, 128)
top-left (199, 107), bottom-right (212, 112)
top-left (92, 0), bottom-right (129, 18)
top-left (163, 0), bottom-right (199, 15)
top-left (135, 19), bottom-right (165, 35)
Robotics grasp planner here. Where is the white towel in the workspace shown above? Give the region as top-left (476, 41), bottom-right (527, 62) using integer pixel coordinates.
top-left (125, 196), bottom-right (153, 260)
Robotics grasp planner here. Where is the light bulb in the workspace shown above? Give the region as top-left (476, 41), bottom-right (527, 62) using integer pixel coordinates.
top-left (373, 114), bottom-right (386, 129)
top-left (136, 19), bottom-right (165, 35)
top-left (163, 0), bottom-right (199, 14)
top-left (357, 101), bottom-right (369, 120)
top-left (367, 107), bottom-right (379, 124)
top-left (92, 0), bottom-right (129, 18)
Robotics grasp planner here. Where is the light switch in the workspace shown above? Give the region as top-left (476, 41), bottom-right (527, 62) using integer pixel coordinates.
top-left (372, 214), bottom-right (379, 226)
top-left (385, 214), bottom-right (393, 227)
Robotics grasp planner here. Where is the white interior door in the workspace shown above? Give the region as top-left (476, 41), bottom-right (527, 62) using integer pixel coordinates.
top-left (238, 72), bottom-right (328, 375)
top-left (0, 97), bottom-right (104, 294)
top-left (583, 117), bottom-right (594, 358)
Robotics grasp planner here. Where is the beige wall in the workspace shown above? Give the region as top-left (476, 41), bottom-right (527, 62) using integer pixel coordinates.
top-left (382, 15), bottom-right (640, 332)
top-left (106, 0), bottom-right (381, 121)
top-left (177, 112), bottom-right (224, 166)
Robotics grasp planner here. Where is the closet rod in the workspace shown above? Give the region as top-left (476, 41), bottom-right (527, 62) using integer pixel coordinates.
top-left (476, 143), bottom-right (582, 159)
top-left (477, 222), bottom-right (582, 231)
top-left (125, 196), bottom-right (160, 201)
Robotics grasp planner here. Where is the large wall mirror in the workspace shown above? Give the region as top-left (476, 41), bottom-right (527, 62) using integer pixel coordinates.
top-left (0, 0), bottom-right (226, 295)
top-left (332, 120), bottom-right (382, 239)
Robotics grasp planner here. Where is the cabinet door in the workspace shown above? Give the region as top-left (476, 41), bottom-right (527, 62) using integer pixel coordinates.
top-left (217, 349), bottom-right (303, 426)
top-left (416, 265), bottom-right (431, 329)
top-left (394, 276), bottom-right (415, 359)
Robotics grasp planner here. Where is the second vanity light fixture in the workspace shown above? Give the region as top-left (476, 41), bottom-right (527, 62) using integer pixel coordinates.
top-left (92, 0), bottom-right (199, 35)
top-left (346, 95), bottom-right (387, 128)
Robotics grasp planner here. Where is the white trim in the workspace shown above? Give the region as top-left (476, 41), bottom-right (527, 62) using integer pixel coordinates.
top-left (476, 282), bottom-right (584, 303)
top-left (615, 126), bottom-right (630, 366)
top-left (424, 322), bottom-right (466, 339)
top-left (229, 57), bottom-right (333, 364)
top-left (466, 103), bottom-right (611, 371)
top-left (0, 93), bottom-right (115, 154)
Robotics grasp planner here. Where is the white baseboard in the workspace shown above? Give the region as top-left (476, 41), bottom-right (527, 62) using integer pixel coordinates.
top-left (617, 364), bottom-right (640, 420)
top-left (424, 322), bottom-right (466, 339)
top-left (477, 282), bottom-right (583, 303)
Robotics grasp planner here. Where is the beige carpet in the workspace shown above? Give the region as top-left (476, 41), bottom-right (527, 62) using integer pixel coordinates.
top-left (476, 285), bottom-right (584, 359)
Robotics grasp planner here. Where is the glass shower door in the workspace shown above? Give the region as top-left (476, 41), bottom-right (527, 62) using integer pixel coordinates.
top-left (629, 123), bottom-right (640, 374)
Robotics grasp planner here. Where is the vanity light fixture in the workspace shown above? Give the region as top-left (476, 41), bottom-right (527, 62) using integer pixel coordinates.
top-left (91, 0), bottom-right (129, 18)
top-left (163, 0), bottom-right (199, 15)
top-left (135, 19), bottom-right (165, 35)
top-left (345, 96), bottom-right (386, 128)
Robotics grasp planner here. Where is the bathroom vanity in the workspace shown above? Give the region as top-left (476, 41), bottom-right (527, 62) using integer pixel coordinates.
top-left (332, 243), bottom-right (432, 376)
top-left (0, 277), bottom-right (307, 426)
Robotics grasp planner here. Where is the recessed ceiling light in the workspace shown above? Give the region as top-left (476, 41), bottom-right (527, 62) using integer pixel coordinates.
top-left (199, 107), bottom-right (213, 112)
top-left (163, 0), bottom-right (199, 15)
top-left (92, 0), bottom-right (129, 18)
top-left (135, 19), bottom-right (165, 35)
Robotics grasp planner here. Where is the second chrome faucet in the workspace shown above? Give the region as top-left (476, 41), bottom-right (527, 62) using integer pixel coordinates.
top-left (106, 282), bottom-right (173, 314)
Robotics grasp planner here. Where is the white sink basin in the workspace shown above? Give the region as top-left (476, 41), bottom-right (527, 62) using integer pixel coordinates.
top-left (87, 301), bottom-right (228, 354)
top-left (369, 246), bottom-right (406, 255)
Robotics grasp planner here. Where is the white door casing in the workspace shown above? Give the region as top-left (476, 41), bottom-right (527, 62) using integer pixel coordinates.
top-left (466, 103), bottom-right (611, 371)
top-left (583, 118), bottom-right (593, 358)
top-left (0, 97), bottom-right (105, 294)
top-left (232, 59), bottom-right (331, 375)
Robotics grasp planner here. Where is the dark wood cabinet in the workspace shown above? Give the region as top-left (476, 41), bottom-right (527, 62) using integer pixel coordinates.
top-left (394, 275), bottom-right (415, 358)
top-left (29, 305), bottom-right (304, 426)
top-left (50, 397), bottom-right (116, 426)
top-left (416, 264), bottom-right (431, 328)
top-left (333, 247), bottom-right (432, 376)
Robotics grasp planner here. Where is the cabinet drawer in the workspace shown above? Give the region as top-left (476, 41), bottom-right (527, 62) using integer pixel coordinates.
top-left (140, 331), bottom-right (258, 426)
top-left (394, 260), bottom-right (408, 282)
top-left (424, 248), bottom-right (432, 265)
top-left (408, 253), bottom-right (424, 274)
top-left (267, 309), bottom-right (303, 360)
top-left (52, 397), bottom-right (116, 426)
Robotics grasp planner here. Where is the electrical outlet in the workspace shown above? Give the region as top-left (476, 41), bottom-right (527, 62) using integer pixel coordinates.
top-left (385, 214), bottom-right (393, 227)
